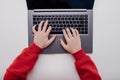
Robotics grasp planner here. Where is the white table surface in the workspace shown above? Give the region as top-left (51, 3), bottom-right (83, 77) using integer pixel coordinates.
top-left (0, 0), bottom-right (120, 80)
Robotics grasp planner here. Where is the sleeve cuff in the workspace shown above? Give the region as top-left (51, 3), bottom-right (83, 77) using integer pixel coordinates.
top-left (28, 42), bottom-right (42, 54)
top-left (72, 48), bottom-right (86, 60)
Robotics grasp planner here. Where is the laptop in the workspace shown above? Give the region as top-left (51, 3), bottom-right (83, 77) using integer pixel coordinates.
top-left (26, 0), bottom-right (95, 53)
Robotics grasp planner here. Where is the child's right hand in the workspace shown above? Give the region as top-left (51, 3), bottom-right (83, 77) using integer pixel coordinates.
top-left (60, 28), bottom-right (82, 54)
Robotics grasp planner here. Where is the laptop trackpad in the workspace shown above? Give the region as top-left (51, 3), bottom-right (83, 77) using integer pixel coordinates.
top-left (42, 35), bottom-right (67, 53)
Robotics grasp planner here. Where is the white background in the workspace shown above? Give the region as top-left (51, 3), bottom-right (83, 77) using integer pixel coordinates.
top-left (0, 0), bottom-right (120, 80)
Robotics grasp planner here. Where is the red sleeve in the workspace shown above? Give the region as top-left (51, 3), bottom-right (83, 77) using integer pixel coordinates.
top-left (72, 49), bottom-right (102, 80)
top-left (4, 42), bottom-right (42, 80)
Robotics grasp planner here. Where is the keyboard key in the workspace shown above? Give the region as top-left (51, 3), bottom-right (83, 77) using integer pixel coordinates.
top-left (80, 21), bottom-right (84, 24)
top-left (85, 21), bottom-right (88, 24)
top-left (85, 15), bottom-right (88, 18)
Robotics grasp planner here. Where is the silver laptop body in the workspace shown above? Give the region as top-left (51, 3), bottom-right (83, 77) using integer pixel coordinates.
top-left (27, 0), bottom-right (94, 53)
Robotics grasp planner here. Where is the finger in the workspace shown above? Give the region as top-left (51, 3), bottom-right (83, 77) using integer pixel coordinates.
top-left (32, 25), bottom-right (37, 34)
top-left (70, 28), bottom-right (76, 37)
top-left (75, 29), bottom-right (81, 43)
top-left (47, 35), bottom-right (56, 46)
top-left (46, 26), bottom-right (52, 36)
top-left (38, 20), bottom-right (44, 32)
top-left (63, 29), bottom-right (69, 41)
top-left (42, 20), bottom-right (48, 32)
top-left (60, 39), bottom-right (68, 50)
top-left (75, 28), bottom-right (80, 36)
top-left (66, 28), bottom-right (72, 38)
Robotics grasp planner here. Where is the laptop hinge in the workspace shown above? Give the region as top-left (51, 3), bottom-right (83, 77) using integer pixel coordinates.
top-left (34, 9), bottom-right (87, 12)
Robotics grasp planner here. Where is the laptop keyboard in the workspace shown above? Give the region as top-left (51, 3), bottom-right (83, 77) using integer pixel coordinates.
top-left (33, 14), bottom-right (88, 34)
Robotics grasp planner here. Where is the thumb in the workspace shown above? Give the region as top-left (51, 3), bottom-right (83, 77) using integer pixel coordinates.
top-left (47, 35), bottom-right (56, 46)
top-left (60, 39), bottom-right (67, 51)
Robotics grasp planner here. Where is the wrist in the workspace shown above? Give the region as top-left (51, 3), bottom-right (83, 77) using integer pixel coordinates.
top-left (72, 48), bottom-right (86, 60)
top-left (29, 42), bottom-right (43, 54)
top-left (33, 41), bottom-right (44, 49)
top-left (70, 48), bottom-right (82, 54)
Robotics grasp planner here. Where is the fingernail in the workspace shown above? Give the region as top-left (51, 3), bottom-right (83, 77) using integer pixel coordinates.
top-left (41, 20), bottom-right (44, 22)
top-left (66, 28), bottom-right (69, 31)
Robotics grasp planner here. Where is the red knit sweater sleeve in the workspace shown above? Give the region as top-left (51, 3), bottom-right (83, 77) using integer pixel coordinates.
top-left (72, 49), bottom-right (102, 80)
top-left (4, 42), bottom-right (42, 80)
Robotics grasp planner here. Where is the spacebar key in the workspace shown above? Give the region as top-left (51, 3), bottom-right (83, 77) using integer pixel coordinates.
top-left (51, 32), bottom-right (62, 34)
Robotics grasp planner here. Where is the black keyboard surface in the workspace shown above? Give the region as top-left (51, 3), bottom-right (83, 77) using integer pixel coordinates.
top-left (33, 14), bottom-right (88, 34)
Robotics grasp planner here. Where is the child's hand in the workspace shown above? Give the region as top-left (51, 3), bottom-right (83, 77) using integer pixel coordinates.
top-left (60, 28), bottom-right (81, 54)
top-left (32, 20), bottom-right (56, 49)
